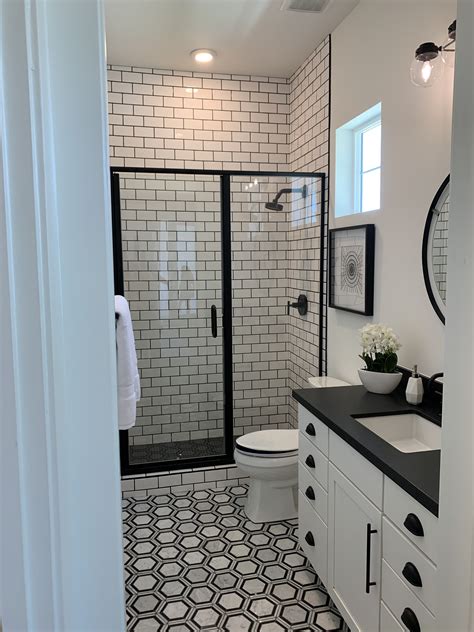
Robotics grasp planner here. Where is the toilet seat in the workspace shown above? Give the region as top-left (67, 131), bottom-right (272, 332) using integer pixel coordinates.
top-left (235, 429), bottom-right (298, 457)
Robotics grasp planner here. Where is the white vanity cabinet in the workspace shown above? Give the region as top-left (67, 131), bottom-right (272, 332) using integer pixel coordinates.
top-left (328, 464), bottom-right (382, 631)
top-left (297, 404), bottom-right (439, 632)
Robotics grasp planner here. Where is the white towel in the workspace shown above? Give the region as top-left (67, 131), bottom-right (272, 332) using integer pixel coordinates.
top-left (115, 295), bottom-right (140, 430)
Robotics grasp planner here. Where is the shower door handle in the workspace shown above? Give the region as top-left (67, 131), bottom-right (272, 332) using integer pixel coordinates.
top-left (211, 305), bottom-right (218, 338)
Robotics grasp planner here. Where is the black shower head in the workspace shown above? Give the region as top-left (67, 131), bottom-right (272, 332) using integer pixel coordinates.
top-left (265, 184), bottom-right (307, 211)
top-left (265, 201), bottom-right (284, 211)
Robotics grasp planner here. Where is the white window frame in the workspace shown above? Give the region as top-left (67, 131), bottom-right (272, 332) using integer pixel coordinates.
top-left (353, 116), bottom-right (382, 213)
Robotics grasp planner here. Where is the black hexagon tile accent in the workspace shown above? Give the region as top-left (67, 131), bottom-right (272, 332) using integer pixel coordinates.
top-left (123, 485), bottom-right (348, 631)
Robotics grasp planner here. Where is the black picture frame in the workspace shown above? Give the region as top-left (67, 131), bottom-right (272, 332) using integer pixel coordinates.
top-left (328, 224), bottom-right (375, 316)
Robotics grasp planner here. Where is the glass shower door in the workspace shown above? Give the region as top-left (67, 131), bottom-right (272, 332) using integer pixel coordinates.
top-left (113, 172), bottom-right (228, 468)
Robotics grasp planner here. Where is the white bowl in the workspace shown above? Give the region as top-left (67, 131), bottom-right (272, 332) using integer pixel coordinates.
top-left (358, 369), bottom-right (402, 395)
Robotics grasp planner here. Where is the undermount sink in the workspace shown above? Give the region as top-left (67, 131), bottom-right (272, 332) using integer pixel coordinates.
top-left (353, 413), bottom-right (441, 453)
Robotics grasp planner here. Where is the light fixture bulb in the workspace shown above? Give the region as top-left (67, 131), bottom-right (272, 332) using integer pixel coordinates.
top-left (410, 42), bottom-right (443, 87)
top-left (191, 49), bottom-right (215, 63)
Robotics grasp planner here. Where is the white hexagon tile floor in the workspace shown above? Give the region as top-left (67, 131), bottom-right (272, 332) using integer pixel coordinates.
top-left (123, 485), bottom-right (349, 632)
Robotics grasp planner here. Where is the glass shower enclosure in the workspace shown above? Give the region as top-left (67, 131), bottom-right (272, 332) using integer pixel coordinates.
top-left (111, 168), bottom-right (325, 475)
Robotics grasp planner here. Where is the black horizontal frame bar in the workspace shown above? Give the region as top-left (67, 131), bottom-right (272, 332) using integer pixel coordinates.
top-left (121, 454), bottom-right (235, 477)
top-left (110, 166), bottom-right (324, 179)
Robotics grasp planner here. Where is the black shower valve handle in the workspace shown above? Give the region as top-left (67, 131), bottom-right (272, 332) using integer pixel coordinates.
top-left (287, 294), bottom-right (308, 316)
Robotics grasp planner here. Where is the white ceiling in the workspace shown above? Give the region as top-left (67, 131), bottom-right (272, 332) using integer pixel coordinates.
top-left (105, 0), bottom-right (359, 78)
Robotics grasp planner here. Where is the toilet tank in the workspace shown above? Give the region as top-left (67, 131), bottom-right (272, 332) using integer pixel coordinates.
top-left (307, 376), bottom-right (349, 388)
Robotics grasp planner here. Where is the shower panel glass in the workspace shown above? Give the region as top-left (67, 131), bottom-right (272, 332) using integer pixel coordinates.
top-left (113, 171), bottom-right (228, 468)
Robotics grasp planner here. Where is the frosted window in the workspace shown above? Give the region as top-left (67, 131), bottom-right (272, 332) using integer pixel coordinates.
top-left (359, 121), bottom-right (381, 212)
top-left (361, 169), bottom-right (381, 212)
top-left (362, 124), bottom-right (381, 172)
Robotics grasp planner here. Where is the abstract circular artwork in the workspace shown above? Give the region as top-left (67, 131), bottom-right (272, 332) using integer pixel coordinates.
top-left (341, 246), bottom-right (363, 295)
top-left (329, 225), bottom-right (375, 315)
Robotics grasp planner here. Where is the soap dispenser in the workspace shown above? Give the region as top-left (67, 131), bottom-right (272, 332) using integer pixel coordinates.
top-left (406, 365), bottom-right (424, 405)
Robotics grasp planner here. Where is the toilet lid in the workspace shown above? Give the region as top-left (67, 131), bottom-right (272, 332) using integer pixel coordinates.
top-left (235, 430), bottom-right (298, 455)
top-left (308, 376), bottom-right (349, 388)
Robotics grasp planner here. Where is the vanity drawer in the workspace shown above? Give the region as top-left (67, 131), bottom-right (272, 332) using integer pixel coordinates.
top-left (329, 431), bottom-right (383, 509)
top-left (298, 492), bottom-right (327, 585)
top-left (382, 561), bottom-right (436, 631)
top-left (381, 602), bottom-right (405, 631)
top-left (384, 477), bottom-right (438, 564)
top-left (299, 433), bottom-right (328, 491)
top-left (298, 462), bottom-right (328, 524)
top-left (298, 404), bottom-right (329, 456)
top-left (383, 517), bottom-right (437, 615)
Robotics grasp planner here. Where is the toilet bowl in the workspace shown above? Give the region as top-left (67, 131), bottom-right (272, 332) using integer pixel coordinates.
top-left (234, 429), bottom-right (298, 523)
top-left (234, 376), bottom-right (349, 523)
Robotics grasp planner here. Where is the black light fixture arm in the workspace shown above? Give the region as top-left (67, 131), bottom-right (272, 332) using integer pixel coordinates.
top-left (415, 19), bottom-right (456, 61)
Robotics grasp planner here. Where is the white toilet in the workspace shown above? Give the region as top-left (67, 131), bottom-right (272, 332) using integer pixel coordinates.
top-left (234, 375), bottom-right (349, 523)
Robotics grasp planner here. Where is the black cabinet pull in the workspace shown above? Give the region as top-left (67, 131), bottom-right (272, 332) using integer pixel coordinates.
top-left (305, 454), bottom-right (315, 469)
top-left (210, 305), bottom-right (217, 338)
top-left (401, 607), bottom-right (421, 632)
top-left (305, 531), bottom-right (315, 546)
top-left (403, 513), bottom-right (424, 537)
top-left (365, 523), bottom-right (377, 594)
top-left (305, 423), bottom-right (316, 437)
top-left (305, 486), bottom-right (315, 500)
top-left (402, 562), bottom-right (423, 587)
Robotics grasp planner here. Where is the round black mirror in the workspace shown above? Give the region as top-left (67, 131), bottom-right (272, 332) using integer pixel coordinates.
top-left (422, 175), bottom-right (449, 325)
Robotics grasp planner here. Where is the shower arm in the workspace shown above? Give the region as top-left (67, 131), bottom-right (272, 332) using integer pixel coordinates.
top-left (271, 184), bottom-right (307, 204)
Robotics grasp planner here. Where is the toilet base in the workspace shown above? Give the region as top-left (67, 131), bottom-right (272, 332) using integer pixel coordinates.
top-left (244, 478), bottom-right (298, 523)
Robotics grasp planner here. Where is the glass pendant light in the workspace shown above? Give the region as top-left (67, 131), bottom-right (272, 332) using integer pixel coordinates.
top-left (410, 42), bottom-right (444, 88)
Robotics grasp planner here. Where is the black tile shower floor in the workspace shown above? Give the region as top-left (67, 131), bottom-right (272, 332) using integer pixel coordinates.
top-left (123, 485), bottom-right (348, 631)
top-left (129, 437), bottom-right (226, 465)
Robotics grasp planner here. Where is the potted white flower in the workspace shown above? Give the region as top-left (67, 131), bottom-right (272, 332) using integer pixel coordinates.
top-left (358, 324), bottom-right (402, 394)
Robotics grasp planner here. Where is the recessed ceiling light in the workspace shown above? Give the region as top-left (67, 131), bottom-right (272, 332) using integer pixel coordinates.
top-left (191, 49), bottom-right (216, 63)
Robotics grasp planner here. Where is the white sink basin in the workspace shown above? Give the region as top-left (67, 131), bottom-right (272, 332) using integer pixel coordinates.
top-left (353, 413), bottom-right (441, 453)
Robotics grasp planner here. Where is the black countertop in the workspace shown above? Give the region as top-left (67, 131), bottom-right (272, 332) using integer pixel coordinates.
top-left (293, 386), bottom-right (441, 516)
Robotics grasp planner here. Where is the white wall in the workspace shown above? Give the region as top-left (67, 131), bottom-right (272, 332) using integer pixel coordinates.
top-left (328, 0), bottom-right (455, 382)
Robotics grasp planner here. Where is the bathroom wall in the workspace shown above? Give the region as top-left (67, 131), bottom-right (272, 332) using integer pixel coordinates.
top-left (328, 0), bottom-right (455, 382)
top-left (108, 69), bottom-right (293, 445)
top-left (287, 37), bottom-right (330, 427)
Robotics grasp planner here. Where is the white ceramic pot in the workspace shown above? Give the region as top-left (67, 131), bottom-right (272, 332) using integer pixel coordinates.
top-left (358, 369), bottom-right (402, 395)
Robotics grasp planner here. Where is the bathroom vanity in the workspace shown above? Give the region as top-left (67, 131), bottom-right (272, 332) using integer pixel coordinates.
top-left (293, 386), bottom-right (441, 632)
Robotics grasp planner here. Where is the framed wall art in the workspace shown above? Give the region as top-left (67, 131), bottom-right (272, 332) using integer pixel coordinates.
top-left (328, 224), bottom-right (375, 315)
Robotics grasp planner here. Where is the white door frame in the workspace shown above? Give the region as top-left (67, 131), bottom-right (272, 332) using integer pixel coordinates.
top-left (1, 1), bottom-right (125, 629)
top-left (437, 1), bottom-right (474, 630)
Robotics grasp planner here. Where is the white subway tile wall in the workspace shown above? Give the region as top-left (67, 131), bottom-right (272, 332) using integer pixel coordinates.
top-left (287, 37), bottom-right (330, 429)
top-left (108, 35), bottom-right (330, 480)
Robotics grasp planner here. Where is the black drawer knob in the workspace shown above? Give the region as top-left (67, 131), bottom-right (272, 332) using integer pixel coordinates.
top-left (403, 513), bottom-right (424, 537)
top-left (305, 454), bottom-right (315, 469)
top-left (305, 486), bottom-right (315, 500)
top-left (305, 531), bottom-right (315, 546)
top-left (401, 607), bottom-right (421, 632)
top-left (305, 423), bottom-right (316, 437)
top-left (402, 562), bottom-right (423, 587)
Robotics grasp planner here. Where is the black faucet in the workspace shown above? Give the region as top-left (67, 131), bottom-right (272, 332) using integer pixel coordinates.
top-left (426, 372), bottom-right (443, 415)
top-left (427, 372), bottom-right (444, 395)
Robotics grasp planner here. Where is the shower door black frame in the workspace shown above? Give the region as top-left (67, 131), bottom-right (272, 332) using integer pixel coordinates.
top-left (111, 167), bottom-right (326, 476)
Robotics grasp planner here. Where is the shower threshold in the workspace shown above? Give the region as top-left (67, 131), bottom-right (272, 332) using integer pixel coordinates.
top-left (129, 436), bottom-right (227, 465)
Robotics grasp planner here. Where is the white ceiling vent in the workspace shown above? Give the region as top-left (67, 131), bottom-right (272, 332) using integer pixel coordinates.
top-left (280, 0), bottom-right (331, 12)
